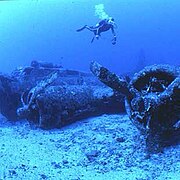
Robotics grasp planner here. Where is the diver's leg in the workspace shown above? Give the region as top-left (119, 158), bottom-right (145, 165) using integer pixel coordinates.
top-left (77, 25), bottom-right (99, 32)
top-left (76, 25), bottom-right (88, 32)
top-left (85, 26), bottom-right (96, 31)
top-left (77, 25), bottom-right (96, 32)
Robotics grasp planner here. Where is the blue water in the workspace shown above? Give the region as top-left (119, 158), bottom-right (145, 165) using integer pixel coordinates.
top-left (0, 0), bottom-right (180, 74)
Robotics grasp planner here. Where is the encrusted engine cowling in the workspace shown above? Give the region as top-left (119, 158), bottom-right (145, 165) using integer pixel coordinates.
top-left (126, 64), bottom-right (180, 133)
top-left (90, 61), bottom-right (180, 150)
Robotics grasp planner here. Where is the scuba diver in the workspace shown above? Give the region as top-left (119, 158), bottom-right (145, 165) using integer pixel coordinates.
top-left (76, 17), bottom-right (117, 45)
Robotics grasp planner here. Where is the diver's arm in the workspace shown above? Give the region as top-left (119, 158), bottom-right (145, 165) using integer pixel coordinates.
top-left (111, 27), bottom-right (116, 38)
top-left (91, 36), bottom-right (95, 43)
top-left (111, 27), bottom-right (117, 45)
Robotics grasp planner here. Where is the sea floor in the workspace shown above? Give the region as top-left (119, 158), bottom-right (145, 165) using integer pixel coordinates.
top-left (0, 114), bottom-right (179, 180)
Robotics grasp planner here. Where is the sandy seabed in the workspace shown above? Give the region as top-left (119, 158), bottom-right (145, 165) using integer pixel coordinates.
top-left (0, 114), bottom-right (179, 180)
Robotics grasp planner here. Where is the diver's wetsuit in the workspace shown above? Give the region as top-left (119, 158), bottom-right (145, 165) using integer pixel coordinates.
top-left (77, 19), bottom-right (117, 45)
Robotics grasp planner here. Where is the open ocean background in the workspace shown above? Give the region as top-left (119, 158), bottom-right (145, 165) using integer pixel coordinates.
top-left (0, 0), bottom-right (180, 74)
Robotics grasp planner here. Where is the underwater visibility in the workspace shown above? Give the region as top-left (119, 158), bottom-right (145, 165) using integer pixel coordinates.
top-left (0, 1), bottom-right (179, 179)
